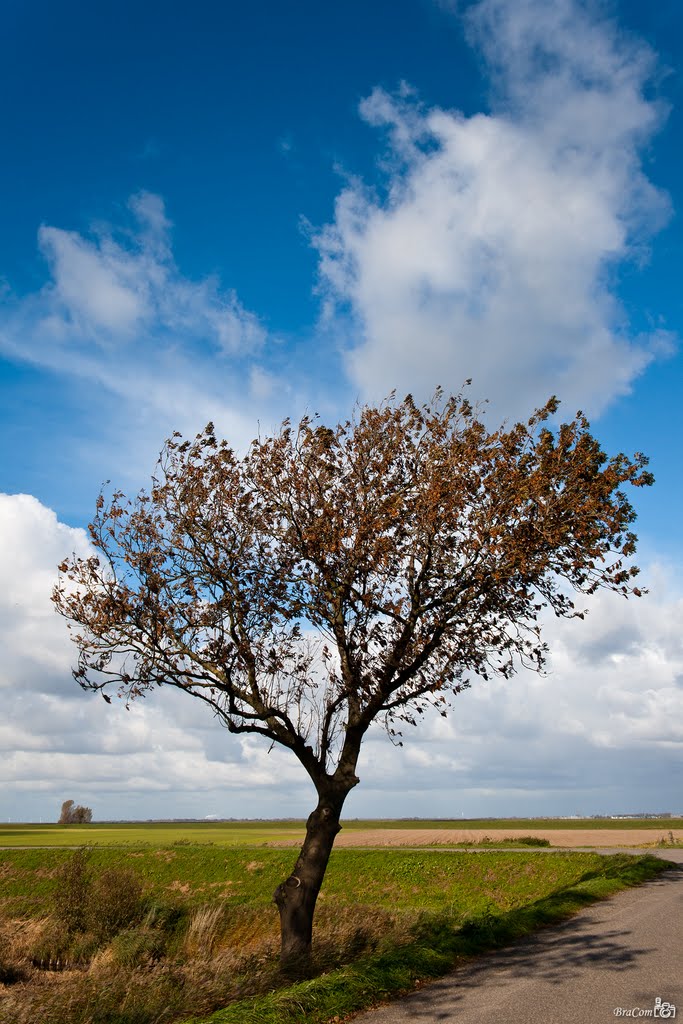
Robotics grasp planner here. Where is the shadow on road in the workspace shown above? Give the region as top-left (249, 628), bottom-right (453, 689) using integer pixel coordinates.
top-left (378, 868), bottom-right (682, 1022)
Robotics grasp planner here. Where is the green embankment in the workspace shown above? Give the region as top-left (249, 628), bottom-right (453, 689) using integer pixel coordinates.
top-left (0, 845), bottom-right (621, 917)
top-left (187, 853), bottom-right (674, 1024)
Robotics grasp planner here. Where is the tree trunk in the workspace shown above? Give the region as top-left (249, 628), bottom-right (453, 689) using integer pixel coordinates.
top-left (273, 791), bottom-right (346, 975)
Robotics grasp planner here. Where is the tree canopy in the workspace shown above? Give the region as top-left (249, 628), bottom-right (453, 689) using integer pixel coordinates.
top-left (53, 389), bottom-right (652, 968)
top-left (58, 799), bottom-right (93, 824)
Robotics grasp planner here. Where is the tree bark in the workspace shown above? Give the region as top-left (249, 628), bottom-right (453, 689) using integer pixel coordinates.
top-left (273, 790), bottom-right (346, 975)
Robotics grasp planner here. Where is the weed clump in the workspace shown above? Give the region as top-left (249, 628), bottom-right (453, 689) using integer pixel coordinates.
top-left (0, 920), bottom-right (24, 984)
top-left (184, 904), bottom-right (226, 958)
top-left (657, 831), bottom-right (681, 848)
top-left (52, 847), bottom-right (91, 933)
top-left (109, 927), bottom-right (166, 968)
top-left (41, 850), bottom-right (146, 968)
top-left (86, 867), bottom-right (144, 940)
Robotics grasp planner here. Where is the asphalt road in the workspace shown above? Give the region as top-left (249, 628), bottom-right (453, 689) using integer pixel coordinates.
top-left (355, 851), bottom-right (683, 1024)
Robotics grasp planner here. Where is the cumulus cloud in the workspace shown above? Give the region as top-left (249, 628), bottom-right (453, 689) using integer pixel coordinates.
top-left (352, 574), bottom-right (683, 816)
top-left (0, 494), bottom-right (92, 694)
top-left (315, 0), bottom-right (673, 420)
top-left (0, 494), bottom-right (311, 822)
top-left (0, 193), bottom-right (287, 486)
top-left (1, 492), bottom-right (681, 821)
top-left (32, 191), bottom-right (266, 355)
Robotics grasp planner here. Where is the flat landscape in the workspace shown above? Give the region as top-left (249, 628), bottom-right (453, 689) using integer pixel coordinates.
top-left (328, 826), bottom-right (683, 848)
top-left (1, 817), bottom-right (682, 849)
top-left (1, 818), bottom-right (680, 1024)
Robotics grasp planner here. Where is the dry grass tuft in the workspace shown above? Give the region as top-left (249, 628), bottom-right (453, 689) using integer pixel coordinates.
top-left (184, 903), bottom-right (226, 957)
top-left (312, 902), bottom-right (404, 969)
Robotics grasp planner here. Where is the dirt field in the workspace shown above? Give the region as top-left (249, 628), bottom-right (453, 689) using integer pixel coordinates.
top-left (284, 827), bottom-right (683, 848)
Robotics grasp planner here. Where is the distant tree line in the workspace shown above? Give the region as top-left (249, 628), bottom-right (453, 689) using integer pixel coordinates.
top-left (59, 799), bottom-right (93, 824)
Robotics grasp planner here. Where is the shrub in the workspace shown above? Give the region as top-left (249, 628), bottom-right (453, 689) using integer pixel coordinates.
top-left (52, 848), bottom-right (91, 933)
top-left (86, 867), bottom-right (145, 941)
top-left (51, 851), bottom-right (146, 950)
top-left (515, 836), bottom-right (551, 847)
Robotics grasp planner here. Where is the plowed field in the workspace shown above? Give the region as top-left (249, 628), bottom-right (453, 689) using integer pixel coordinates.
top-left (276, 827), bottom-right (683, 848)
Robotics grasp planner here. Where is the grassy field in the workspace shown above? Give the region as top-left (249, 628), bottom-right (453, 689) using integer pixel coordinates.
top-left (1, 816), bottom-right (682, 849)
top-left (0, 821), bottom-right (306, 849)
top-left (0, 830), bottom-right (676, 1024)
top-left (343, 817), bottom-right (683, 831)
top-left (0, 844), bottom-right (614, 918)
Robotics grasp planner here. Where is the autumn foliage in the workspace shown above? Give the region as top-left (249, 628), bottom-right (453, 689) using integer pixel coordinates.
top-left (53, 389), bottom-right (652, 967)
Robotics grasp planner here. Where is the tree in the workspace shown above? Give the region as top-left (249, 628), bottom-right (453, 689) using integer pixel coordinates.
top-left (58, 799), bottom-right (93, 824)
top-left (53, 389), bottom-right (652, 971)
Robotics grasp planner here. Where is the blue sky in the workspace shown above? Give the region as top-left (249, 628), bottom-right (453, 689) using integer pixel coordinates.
top-left (1, 0), bottom-right (682, 822)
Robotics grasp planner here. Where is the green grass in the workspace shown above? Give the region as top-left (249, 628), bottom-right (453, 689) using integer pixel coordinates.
top-left (340, 817), bottom-right (683, 831)
top-left (1, 816), bottom-right (681, 850)
top-left (0, 846), bottom-right (290, 916)
top-left (0, 840), bottom-right (676, 1024)
top-left (0, 821), bottom-right (306, 849)
top-left (188, 853), bottom-right (676, 1024)
top-left (0, 846), bottom-right (614, 918)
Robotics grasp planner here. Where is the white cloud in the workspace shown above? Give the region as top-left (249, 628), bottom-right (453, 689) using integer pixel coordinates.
top-left (32, 192), bottom-right (265, 355)
top-left (352, 572), bottom-right (683, 816)
top-left (0, 494), bottom-right (92, 692)
top-left (39, 226), bottom-right (147, 337)
top-left (0, 193), bottom-right (298, 488)
top-left (0, 494), bottom-right (313, 821)
top-left (1, 492), bottom-right (681, 821)
top-left (314, 0), bottom-right (673, 420)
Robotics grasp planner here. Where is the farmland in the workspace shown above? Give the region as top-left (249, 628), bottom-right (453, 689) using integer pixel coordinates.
top-left (0, 821), bottom-right (678, 1024)
top-left (1, 816), bottom-right (682, 849)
